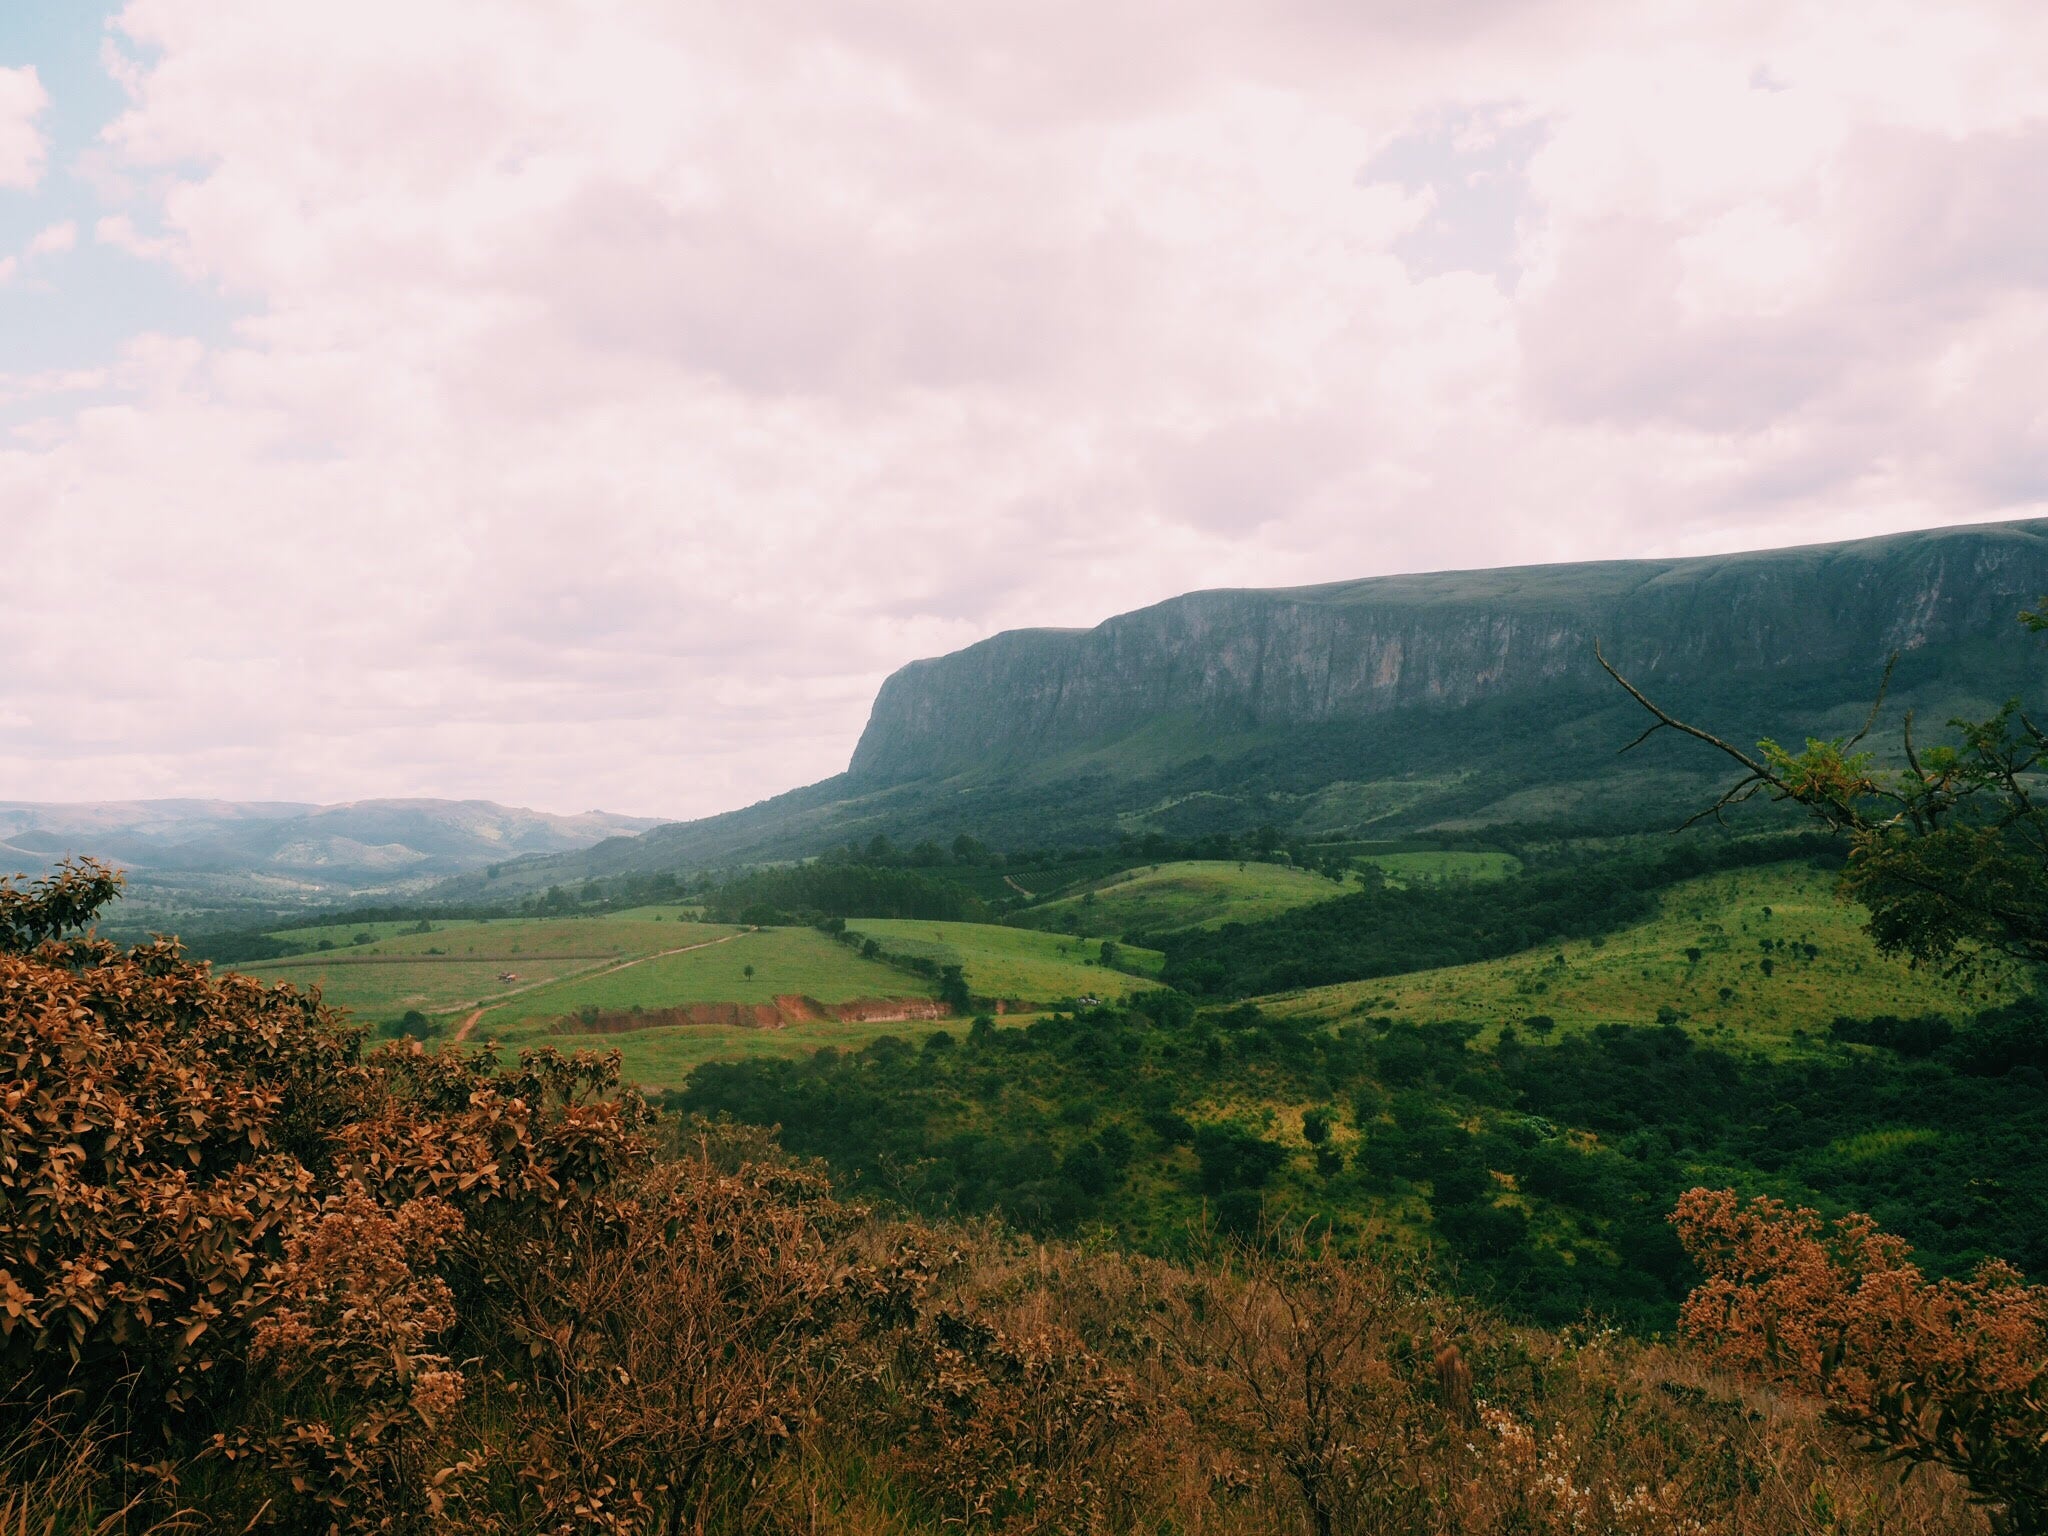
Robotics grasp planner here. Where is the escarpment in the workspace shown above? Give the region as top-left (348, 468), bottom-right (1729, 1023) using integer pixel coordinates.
top-left (849, 519), bottom-right (2048, 784)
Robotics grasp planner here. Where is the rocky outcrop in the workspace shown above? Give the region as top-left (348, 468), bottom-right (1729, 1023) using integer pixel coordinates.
top-left (849, 519), bottom-right (2048, 784)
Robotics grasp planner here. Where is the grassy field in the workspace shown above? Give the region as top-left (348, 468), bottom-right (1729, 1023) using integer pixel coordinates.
top-left (477, 927), bottom-right (928, 1026)
top-left (1011, 860), bottom-right (1347, 936)
top-left (241, 956), bottom-right (623, 1018)
top-left (235, 907), bottom-right (1174, 1093)
top-left (846, 919), bottom-right (1166, 1003)
top-left (256, 908), bottom-right (701, 959)
top-left (241, 913), bottom-right (806, 1036)
top-left (1356, 849), bottom-right (1522, 884)
top-left (1258, 862), bottom-right (2020, 1051)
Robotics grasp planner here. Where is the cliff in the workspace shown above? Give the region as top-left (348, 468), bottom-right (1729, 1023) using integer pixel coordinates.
top-left (849, 520), bottom-right (2048, 784)
top-left (431, 518), bottom-right (2048, 895)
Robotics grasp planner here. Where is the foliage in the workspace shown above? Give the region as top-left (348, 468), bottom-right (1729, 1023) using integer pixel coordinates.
top-left (1159, 833), bottom-right (1839, 996)
top-left (0, 862), bottom-right (2006, 1532)
top-left (705, 861), bottom-right (992, 925)
top-left (1156, 1228), bottom-right (1445, 1536)
top-left (1602, 605), bottom-right (2048, 972)
top-left (1673, 1189), bottom-right (2048, 1533)
top-left (678, 984), bottom-right (2048, 1328)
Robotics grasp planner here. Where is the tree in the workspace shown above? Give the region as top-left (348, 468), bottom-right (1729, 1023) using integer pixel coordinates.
top-left (1597, 601), bottom-right (2048, 972)
top-left (1610, 607), bottom-right (2048, 1529)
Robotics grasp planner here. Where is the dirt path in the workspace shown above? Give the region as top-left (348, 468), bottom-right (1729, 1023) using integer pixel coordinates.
top-left (1003, 875), bottom-right (1037, 900)
top-left (449, 930), bottom-right (751, 1042)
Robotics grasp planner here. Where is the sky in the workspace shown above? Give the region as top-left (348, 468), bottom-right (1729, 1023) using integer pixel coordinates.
top-left (2, 1), bottom-right (2045, 821)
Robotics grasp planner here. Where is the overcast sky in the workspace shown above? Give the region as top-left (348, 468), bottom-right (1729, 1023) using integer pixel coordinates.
top-left (2, 1), bottom-right (2044, 819)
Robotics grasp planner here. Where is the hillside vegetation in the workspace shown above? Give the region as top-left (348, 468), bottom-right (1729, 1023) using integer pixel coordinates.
top-left (843, 919), bottom-right (1165, 1003)
top-left (1159, 833), bottom-right (1839, 996)
top-left (1007, 859), bottom-right (1349, 937)
top-left (1264, 862), bottom-right (2018, 1052)
top-left (2, 861), bottom-right (2022, 1534)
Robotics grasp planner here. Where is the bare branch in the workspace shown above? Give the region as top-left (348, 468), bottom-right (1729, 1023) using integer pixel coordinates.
top-left (1676, 777), bottom-right (1770, 832)
top-left (1594, 640), bottom-right (1775, 780)
top-left (1844, 652), bottom-right (1899, 752)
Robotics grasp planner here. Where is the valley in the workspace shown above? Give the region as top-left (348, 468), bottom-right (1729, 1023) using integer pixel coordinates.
top-left (16, 520), bottom-right (2048, 1532)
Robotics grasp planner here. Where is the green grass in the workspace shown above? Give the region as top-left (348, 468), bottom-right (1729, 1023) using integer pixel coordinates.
top-left (1826, 1127), bottom-right (1941, 1163)
top-left (258, 908), bottom-right (701, 958)
top-left (479, 927), bottom-right (927, 1028)
top-left (236, 908), bottom-right (1172, 1094)
top-left (1259, 862), bottom-right (2020, 1053)
top-left (1011, 859), bottom-right (1348, 937)
top-left (1356, 850), bottom-right (1522, 884)
top-left (846, 920), bottom-right (1166, 1003)
top-left (242, 956), bottom-right (622, 1018)
top-left (471, 924), bottom-right (992, 1092)
top-left (237, 908), bottom-right (729, 1021)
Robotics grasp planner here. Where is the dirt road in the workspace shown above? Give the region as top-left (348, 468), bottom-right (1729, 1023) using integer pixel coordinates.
top-left (450, 930), bottom-right (751, 1042)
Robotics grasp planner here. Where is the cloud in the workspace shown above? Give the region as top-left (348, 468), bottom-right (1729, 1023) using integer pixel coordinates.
top-left (26, 221), bottom-right (76, 257)
top-left (0, 65), bottom-right (48, 189)
top-left (2, 0), bottom-right (2046, 817)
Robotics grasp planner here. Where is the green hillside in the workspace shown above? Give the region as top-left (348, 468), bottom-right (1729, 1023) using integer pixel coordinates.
top-left (1259, 862), bottom-right (2020, 1050)
top-left (424, 519), bottom-right (2048, 895)
top-left (1357, 849), bottom-right (1522, 884)
top-left (1009, 859), bottom-right (1348, 936)
top-left (845, 919), bottom-right (1165, 1003)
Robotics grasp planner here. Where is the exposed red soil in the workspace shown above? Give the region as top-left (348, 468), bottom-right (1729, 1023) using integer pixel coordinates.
top-left (548, 995), bottom-right (952, 1036)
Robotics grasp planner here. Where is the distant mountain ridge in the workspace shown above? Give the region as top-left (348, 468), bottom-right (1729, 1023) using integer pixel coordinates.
top-left (430, 517), bottom-right (2048, 901)
top-left (0, 798), bottom-right (663, 926)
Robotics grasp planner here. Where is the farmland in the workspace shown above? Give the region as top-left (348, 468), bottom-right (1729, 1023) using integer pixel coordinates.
top-left (233, 907), bottom-right (717, 1019)
top-left (1008, 859), bottom-right (1348, 936)
top-left (845, 919), bottom-right (1165, 1002)
top-left (477, 925), bottom-right (928, 1026)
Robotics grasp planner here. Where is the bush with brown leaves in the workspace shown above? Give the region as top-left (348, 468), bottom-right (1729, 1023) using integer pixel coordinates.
top-left (1674, 1186), bottom-right (2048, 1534)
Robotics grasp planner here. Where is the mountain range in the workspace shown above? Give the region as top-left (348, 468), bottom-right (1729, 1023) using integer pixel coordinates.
top-left (0, 799), bottom-right (661, 926)
top-left (432, 516), bottom-right (2048, 899)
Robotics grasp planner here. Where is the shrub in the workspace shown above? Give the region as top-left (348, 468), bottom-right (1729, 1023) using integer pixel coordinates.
top-left (1673, 1187), bottom-right (2048, 1532)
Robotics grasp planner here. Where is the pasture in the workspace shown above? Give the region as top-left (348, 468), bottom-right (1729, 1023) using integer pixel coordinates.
top-left (1009, 859), bottom-right (1346, 936)
top-left (1259, 861), bottom-right (2018, 1052)
top-left (244, 916), bottom-right (938, 1033)
top-left (1356, 849), bottom-right (1522, 884)
top-left (845, 919), bottom-right (1166, 1002)
top-left (477, 925), bottom-right (928, 1026)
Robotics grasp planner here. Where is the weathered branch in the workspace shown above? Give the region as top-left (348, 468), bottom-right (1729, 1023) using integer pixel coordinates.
top-left (1595, 639), bottom-right (1791, 831)
top-left (1843, 653), bottom-right (1899, 752)
top-left (1593, 640), bottom-right (1776, 781)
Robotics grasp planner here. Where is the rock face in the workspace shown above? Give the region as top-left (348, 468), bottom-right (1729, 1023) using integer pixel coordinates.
top-left (850, 519), bottom-right (2048, 784)
top-left (429, 517), bottom-right (2048, 896)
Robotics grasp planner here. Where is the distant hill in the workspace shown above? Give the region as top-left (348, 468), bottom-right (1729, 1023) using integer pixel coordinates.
top-left (442, 517), bottom-right (2048, 897)
top-left (0, 799), bottom-right (663, 927)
